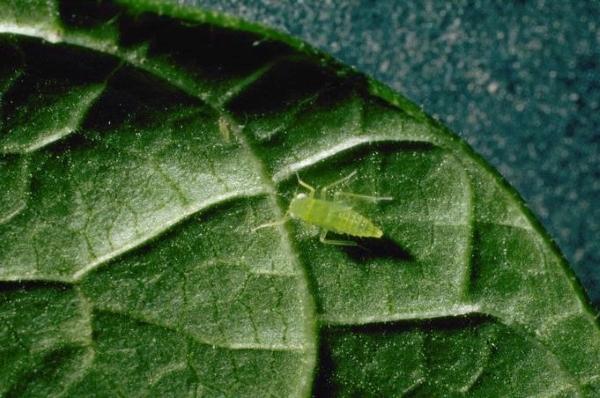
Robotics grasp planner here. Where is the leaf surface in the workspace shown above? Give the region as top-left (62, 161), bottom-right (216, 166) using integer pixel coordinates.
top-left (0, 1), bottom-right (598, 397)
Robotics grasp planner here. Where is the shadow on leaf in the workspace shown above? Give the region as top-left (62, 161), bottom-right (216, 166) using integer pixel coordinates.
top-left (343, 236), bottom-right (414, 263)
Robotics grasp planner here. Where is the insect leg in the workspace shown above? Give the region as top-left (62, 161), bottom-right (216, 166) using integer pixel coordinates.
top-left (334, 191), bottom-right (393, 203)
top-left (296, 173), bottom-right (316, 197)
top-left (252, 213), bottom-right (289, 232)
top-left (321, 170), bottom-right (358, 198)
top-left (319, 229), bottom-right (358, 247)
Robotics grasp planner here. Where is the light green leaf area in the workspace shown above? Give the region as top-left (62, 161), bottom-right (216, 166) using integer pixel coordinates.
top-left (0, 1), bottom-right (598, 397)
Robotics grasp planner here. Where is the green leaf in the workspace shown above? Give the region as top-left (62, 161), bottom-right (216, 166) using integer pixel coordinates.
top-left (0, 1), bottom-right (598, 397)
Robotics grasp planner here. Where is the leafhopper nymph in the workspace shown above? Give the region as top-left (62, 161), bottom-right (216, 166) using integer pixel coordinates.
top-left (254, 171), bottom-right (392, 246)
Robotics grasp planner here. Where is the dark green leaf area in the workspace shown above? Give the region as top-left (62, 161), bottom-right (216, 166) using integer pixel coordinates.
top-left (0, 155), bottom-right (28, 223)
top-left (271, 144), bottom-right (472, 323)
top-left (64, 311), bottom-right (305, 398)
top-left (79, 197), bottom-right (305, 350)
top-left (0, 60), bottom-right (263, 280)
top-left (472, 223), bottom-right (579, 322)
top-left (229, 63), bottom-right (442, 180)
top-left (1, 199), bottom-right (312, 397)
top-left (471, 223), bottom-right (600, 387)
top-left (317, 317), bottom-right (582, 397)
top-left (0, 284), bottom-right (91, 397)
top-left (0, 40), bottom-right (116, 154)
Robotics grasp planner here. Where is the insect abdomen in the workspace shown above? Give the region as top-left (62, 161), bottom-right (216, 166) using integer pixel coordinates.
top-left (326, 207), bottom-right (383, 238)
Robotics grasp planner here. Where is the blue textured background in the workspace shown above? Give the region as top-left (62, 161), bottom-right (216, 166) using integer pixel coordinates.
top-left (191, 0), bottom-right (600, 308)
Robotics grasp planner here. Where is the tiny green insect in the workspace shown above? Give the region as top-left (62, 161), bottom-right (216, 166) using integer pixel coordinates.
top-left (253, 171), bottom-right (392, 246)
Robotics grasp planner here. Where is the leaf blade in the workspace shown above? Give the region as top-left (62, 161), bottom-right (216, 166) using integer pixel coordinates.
top-left (0, 1), bottom-right (597, 397)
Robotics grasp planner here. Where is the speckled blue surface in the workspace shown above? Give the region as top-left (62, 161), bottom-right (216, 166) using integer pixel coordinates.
top-left (191, 0), bottom-right (600, 308)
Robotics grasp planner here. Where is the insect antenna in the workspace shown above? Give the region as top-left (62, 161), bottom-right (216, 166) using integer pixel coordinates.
top-left (251, 211), bottom-right (290, 232)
